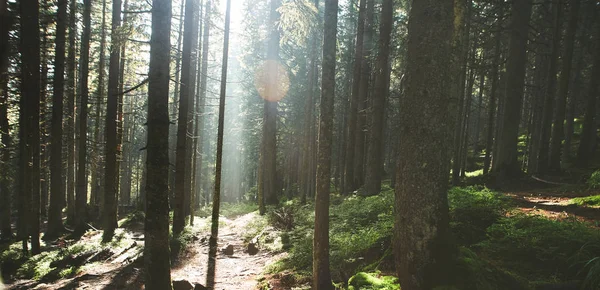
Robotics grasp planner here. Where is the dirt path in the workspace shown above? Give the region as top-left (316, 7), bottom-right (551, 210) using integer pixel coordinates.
top-left (5, 212), bottom-right (285, 290)
top-left (171, 212), bottom-right (286, 289)
top-left (505, 185), bottom-right (600, 225)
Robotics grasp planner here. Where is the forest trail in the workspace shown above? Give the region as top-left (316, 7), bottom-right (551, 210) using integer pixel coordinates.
top-left (171, 212), bottom-right (286, 289)
top-left (5, 212), bottom-right (285, 290)
top-left (504, 181), bottom-right (600, 225)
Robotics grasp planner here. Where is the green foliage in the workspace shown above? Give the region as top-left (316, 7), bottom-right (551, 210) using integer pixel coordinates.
top-left (570, 195), bottom-right (600, 207)
top-left (448, 186), bottom-right (509, 245)
top-left (347, 272), bottom-right (400, 290)
top-left (118, 210), bottom-right (145, 229)
top-left (170, 226), bottom-right (196, 258)
top-left (195, 203), bottom-right (258, 219)
top-left (477, 214), bottom-right (600, 282)
top-left (571, 243), bottom-right (600, 290)
top-left (221, 202), bottom-right (259, 218)
top-left (269, 189), bottom-right (395, 281)
top-left (586, 170), bottom-right (600, 189)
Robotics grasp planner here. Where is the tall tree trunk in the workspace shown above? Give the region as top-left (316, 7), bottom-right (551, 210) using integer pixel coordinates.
top-left (47, 0), bottom-right (68, 238)
top-left (342, 0), bottom-right (365, 196)
top-left (492, 0), bottom-right (533, 181)
top-left (117, 0), bottom-right (129, 206)
top-left (451, 0), bottom-right (470, 184)
top-left (537, 0), bottom-right (562, 172)
top-left (19, 0), bottom-right (41, 253)
top-left (91, 0), bottom-right (107, 212)
top-left (196, 0), bottom-right (211, 208)
top-left (576, 15), bottom-right (600, 166)
top-left (313, 0), bottom-right (337, 288)
top-left (206, 0), bottom-right (230, 287)
top-left (548, 0), bottom-right (580, 171)
top-left (483, 16), bottom-right (501, 175)
top-left (394, 0), bottom-right (455, 288)
top-left (364, 0), bottom-right (392, 196)
top-left (170, 0), bottom-right (186, 206)
top-left (354, 0), bottom-right (374, 189)
top-left (66, 0), bottom-right (77, 225)
top-left (183, 0), bottom-right (200, 218)
top-left (527, 5), bottom-right (551, 174)
top-left (173, 0), bottom-right (197, 236)
top-left (144, 0), bottom-right (172, 285)
top-left (76, 0), bottom-right (92, 234)
top-left (104, 0), bottom-right (122, 242)
top-left (40, 26), bottom-right (49, 219)
top-left (0, 0), bottom-right (12, 240)
top-left (259, 0), bottom-right (281, 206)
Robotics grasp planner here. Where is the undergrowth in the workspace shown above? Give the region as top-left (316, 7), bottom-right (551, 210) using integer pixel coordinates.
top-left (267, 184), bottom-right (600, 289)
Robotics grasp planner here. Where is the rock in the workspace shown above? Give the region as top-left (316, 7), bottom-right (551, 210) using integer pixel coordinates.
top-left (221, 244), bottom-right (234, 255)
top-left (173, 279), bottom-right (194, 290)
top-left (247, 242), bottom-right (259, 255)
top-left (194, 284), bottom-right (208, 290)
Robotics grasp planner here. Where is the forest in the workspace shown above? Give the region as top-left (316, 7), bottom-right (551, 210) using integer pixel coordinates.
top-left (1, 0), bottom-right (600, 289)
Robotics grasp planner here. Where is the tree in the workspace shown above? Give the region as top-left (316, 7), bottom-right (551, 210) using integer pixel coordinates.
top-left (0, 0), bottom-right (12, 240)
top-left (173, 0), bottom-right (199, 236)
top-left (394, 0), bottom-right (455, 288)
top-left (47, 0), bottom-right (68, 238)
top-left (537, 0), bottom-right (562, 172)
top-left (104, 0), bottom-right (122, 242)
top-left (66, 0), bottom-right (77, 225)
top-left (342, 0), bottom-right (365, 196)
top-left (548, 0), bottom-right (580, 171)
top-left (206, 0), bottom-right (231, 287)
top-left (313, 0), bottom-right (337, 288)
top-left (19, 0), bottom-right (42, 253)
top-left (483, 15), bottom-right (502, 175)
top-left (144, 0), bottom-right (173, 286)
top-left (75, 0), bottom-right (92, 234)
top-left (259, 0), bottom-right (281, 207)
top-left (576, 12), bottom-right (600, 166)
top-left (364, 0), bottom-right (393, 196)
top-left (491, 0), bottom-right (533, 181)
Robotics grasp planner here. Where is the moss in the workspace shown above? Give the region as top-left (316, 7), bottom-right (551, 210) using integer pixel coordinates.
top-left (347, 272), bottom-right (400, 290)
top-left (570, 195), bottom-right (600, 206)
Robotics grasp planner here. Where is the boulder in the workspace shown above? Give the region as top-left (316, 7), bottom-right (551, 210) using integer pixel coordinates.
top-left (172, 280), bottom-right (194, 290)
top-left (221, 244), bottom-right (234, 255)
top-left (194, 284), bottom-right (208, 290)
top-left (247, 242), bottom-right (259, 255)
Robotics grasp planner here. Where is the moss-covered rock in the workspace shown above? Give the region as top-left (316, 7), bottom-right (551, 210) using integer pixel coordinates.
top-left (347, 272), bottom-right (400, 290)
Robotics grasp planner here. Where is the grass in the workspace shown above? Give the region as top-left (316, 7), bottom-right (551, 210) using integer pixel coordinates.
top-left (570, 195), bottom-right (600, 206)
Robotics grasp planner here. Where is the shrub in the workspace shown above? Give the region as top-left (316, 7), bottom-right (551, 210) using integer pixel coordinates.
top-left (587, 170), bottom-right (600, 190)
top-left (448, 186), bottom-right (509, 245)
top-left (477, 214), bottom-right (600, 282)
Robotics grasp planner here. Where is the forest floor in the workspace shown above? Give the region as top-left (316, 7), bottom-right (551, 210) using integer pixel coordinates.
top-left (3, 211), bottom-right (286, 290)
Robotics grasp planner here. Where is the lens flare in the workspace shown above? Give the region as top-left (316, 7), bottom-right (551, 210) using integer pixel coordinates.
top-left (254, 60), bottom-right (290, 102)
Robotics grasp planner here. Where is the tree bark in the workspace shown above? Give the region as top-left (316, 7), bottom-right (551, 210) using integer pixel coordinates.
top-left (364, 0), bottom-right (392, 196)
top-left (103, 0), bottom-right (122, 242)
top-left (313, 0), bottom-right (337, 289)
top-left (576, 14), bottom-right (600, 167)
top-left (537, 0), bottom-right (561, 172)
top-left (66, 0), bottom-right (77, 225)
top-left (206, 0), bottom-right (230, 287)
top-left (342, 0), bottom-right (365, 196)
top-left (0, 0), bottom-right (12, 240)
top-left (483, 17), bottom-right (501, 174)
top-left (75, 0), bottom-right (92, 234)
top-left (144, 0), bottom-right (173, 285)
top-left (394, 0), bottom-right (455, 288)
top-left (173, 0), bottom-right (198, 236)
top-left (19, 0), bottom-right (41, 253)
top-left (47, 0), bottom-right (68, 238)
top-left (491, 0), bottom-right (533, 181)
top-left (548, 0), bottom-right (580, 171)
